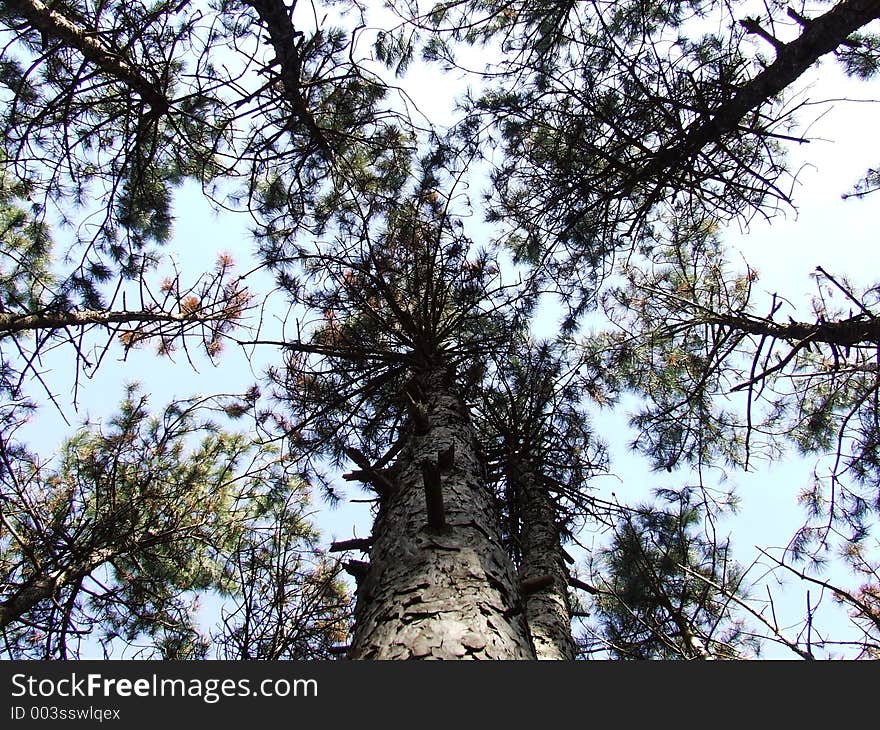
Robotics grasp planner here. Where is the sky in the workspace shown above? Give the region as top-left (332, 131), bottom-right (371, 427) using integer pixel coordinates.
top-left (10, 4), bottom-right (880, 659)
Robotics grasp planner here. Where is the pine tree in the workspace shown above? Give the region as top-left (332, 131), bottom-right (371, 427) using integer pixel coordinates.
top-left (0, 387), bottom-right (348, 659)
top-left (582, 488), bottom-right (754, 660)
top-left (389, 0), bottom-right (880, 657)
top-left (2, 0), bottom-right (880, 659)
top-left (476, 336), bottom-right (606, 659)
top-left (266, 155), bottom-right (538, 657)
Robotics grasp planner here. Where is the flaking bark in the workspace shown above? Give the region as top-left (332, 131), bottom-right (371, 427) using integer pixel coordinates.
top-left (348, 368), bottom-right (536, 660)
top-left (509, 456), bottom-right (577, 660)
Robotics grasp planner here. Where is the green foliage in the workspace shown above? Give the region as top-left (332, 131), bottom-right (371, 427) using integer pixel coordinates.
top-left (475, 335), bottom-right (608, 551)
top-left (846, 165), bottom-right (880, 199)
top-left (0, 387), bottom-right (348, 658)
top-left (374, 28), bottom-right (416, 76)
top-left (583, 488), bottom-right (755, 659)
top-left (580, 212), bottom-right (753, 471)
top-left (212, 494), bottom-right (351, 659)
top-left (270, 147), bottom-right (534, 493)
top-left (837, 33), bottom-right (880, 79)
top-left (0, 159), bottom-right (53, 320)
top-left (0, 0), bottom-right (209, 308)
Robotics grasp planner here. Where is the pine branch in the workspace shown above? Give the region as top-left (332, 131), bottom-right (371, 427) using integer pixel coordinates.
top-left (0, 308), bottom-right (229, 337)
top-left (329, 537), bottom-right (374, 553)
top-left (568, 576), bottom-right (600, 595)
top-left (716, 312), bottom-right (880, 348)
top-left (739, 17), bottom-right (785, 52)
top-left (0, 546), bottom-right (114, 629)
top-left (341, 467), bottom-right (397, 497)
top-left (757, 549), bottom-right (880, 634)
top-left (343, 560), bottom-right (370, 583)
top-left (421, 458), bottom-right (446, 529)
top-left (640, 0), bottom-right (880, 189)
top-left (241, 0), bottom-right (333, 156)
top-left (5, 0), bottom-right (170, 112)
top-left (341, 446), bottom-right (399, 497)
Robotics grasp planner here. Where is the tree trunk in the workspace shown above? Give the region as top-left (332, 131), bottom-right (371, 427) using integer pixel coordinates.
top-left (348, 367), bottom-right (536, 659)
top-left (510, 456), bottom-right (577, 660)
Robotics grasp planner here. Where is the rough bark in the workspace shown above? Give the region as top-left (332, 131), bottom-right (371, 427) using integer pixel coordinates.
top-left (509, 456), bottom-right (576, 660)
top-left (348, 368), bottom-right (536, 659)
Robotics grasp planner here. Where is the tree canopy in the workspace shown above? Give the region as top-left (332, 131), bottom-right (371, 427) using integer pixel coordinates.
top-left (1, 0), bottom-right (880, 659)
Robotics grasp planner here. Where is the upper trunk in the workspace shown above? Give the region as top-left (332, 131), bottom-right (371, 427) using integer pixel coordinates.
top-left (348, 367), bottom-right (536, 659)
top-left (509, 456), bottom-right (577, 660)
